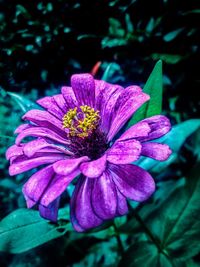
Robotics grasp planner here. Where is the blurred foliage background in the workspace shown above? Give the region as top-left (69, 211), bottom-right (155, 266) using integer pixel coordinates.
top-left (0, 0), bottom-right (200, 266)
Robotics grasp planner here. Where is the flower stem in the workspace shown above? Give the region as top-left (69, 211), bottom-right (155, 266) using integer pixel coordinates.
top-left (113, 222), bottom-right (124, 254)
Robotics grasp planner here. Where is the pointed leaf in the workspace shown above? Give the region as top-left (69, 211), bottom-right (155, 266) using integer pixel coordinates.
top-left (128, 60), bottom-right (163, 126)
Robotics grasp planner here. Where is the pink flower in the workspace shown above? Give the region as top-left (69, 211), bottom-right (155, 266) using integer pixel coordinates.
top-left (6, 74), bottom-right (172, 232)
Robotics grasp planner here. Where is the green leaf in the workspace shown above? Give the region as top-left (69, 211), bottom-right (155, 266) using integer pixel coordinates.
top-left (151, 53), bottom-right (185, 64)
top-left (108, 18), bottom-right (125, 38)
top-left (136, 119), bottom-right (200, 172)
top-left (119, 241), bottom-right (175, 267)
top-left (0, 208), bottom-right (71, 253)
top-left (119, 163), bottom-right (200, 265)
top-left (101, 37), bottom-right (128, 48)
top-left (163, 28), bottom-right (184, 42)
top-left (182, 9), bottom-right (200, 15)
top-left (7, 92), bottom-right (39, 113)
top-left (147, 163), bottom-right (200, 260)
top-left (128, 60), bottom-right (163, 127)
top-left (101, 62), bottom-right (124, 82)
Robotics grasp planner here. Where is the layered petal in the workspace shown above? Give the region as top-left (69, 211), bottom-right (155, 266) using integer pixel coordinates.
top-left (70, 179), bottom-right (85, 232)
top-left (70, 177), bottom-right (103, 230)
top-left (96, 83), bottom-right (123, 134)
top-left (23, 164), bottom-right (78, 207)
top-left (9, 154), bottom-right (66, 176)
top-left (23, 138), bottom-right (73, 158)
top-left (14, 124), bottom-right (31, 134)
top-left (22, 165), bottom-right (55, 203)
top-left (118, 121), bottom-right (151, 141)
top-left (138, 115), bottom-right (171, 142)
top-left (80, 154), bottom-right (107, 178)
top-left (61, 86), bottom-right (77, 109)
top-left (16, 126), bottom-right (68, 145)
top-left (40, 170), bottom-right (79, 206)
top-left (24, 195), bottom-right (36, 208)
top-left (39, 197), bottom-right (60, 222)
top-left (110, 164), bottom-right (155, 201)
top-left (107, 139), bottom-right (141, 164)
top-left (6, 144), bottom-right (24, 160)
top-left (37, 95), bottom-right (65, 119)
top-left (91, 171), bottom-right (117, 220)
top-left (71, 74), bottom-right (95, 107)
top-left (53, 94), bottom-right (67, 113)
top-left (107, 86), bottom-right (150, 141)
top-left (94, 80), bottom-right (108, 102)
top-left (53, 156), bottom-right (89, 175)
top-left (23, 138), bottom-right (53, 157)
top-left (23, 110), bottom-right (66, 137)
top-left (116, 188), bottom-right (128, 216)
top-left (141, 142), bottom-right (172, 161)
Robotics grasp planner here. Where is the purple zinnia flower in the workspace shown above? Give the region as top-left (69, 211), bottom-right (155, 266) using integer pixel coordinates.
top-left (6, 74), bottom-right (172, 232)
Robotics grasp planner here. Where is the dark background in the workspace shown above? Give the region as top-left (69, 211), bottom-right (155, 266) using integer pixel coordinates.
top-left (0, 0), bottom-right (199, 266)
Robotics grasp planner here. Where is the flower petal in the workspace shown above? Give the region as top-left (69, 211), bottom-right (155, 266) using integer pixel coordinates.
top-left (53, 156), bottom-right (89, 176)
top-left (23, 138), bottom-right (51, 157)
top-left (40, 170), bottom-right (79, 206)
top-left (22, 165), bottom-right (55, 203)
top-left (24, 195), bottom-right (36, 208)
top-left (110, 164), bottom-right (155, 202)
top-left (94, 80), bottom-right (107, 102)
top-left (6, 144), bottom-right (24, 160)
top-left (71, 177), bottom-right (103, 230)
top-left (9, 154), bottom-right (66, 176)
top-left (107, 86), bottom-right (150, 141)
top-left (37, 95), bottom-right (65, 119)
top-left (61, 86), bottom-right (77, 109)
top-left (23, 138), bottom-right (73, 158)
top-left (80, 154), bottom-right (107, 178)
top-left (39, 197), bottom-right (60, 222)
top-left (141, 142), bottom-right (172, 161)
top-left (107, 139), bottom-right (141, 164)
top-left (16, 126), bottom-right (68, 145)
top-left (70, 179), bottom-right (86, 232)
top-left (14, 124), bottom-right (31, 134)
top-left (23, 110), bottom-right (66, 137)
top-left (91, 171), bottom-right (117, 220)
top-left (116, 188), bottom-right (128, 216)
top-left (71, 74), bottom-right (95, 107)
top-left (53, 94), bottom-right (67, 113)
top-left (138, 115), bottom-right (171, 142)
top-left (118, 121), bottom-right (151, 141)
top-left (96, 83), bottom-right (123, 134)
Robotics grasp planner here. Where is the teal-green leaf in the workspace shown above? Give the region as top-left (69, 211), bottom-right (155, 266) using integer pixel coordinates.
top-left (119, 241), bottom-right (176, 267)
top-left (146, 163), bottom-right (200, 260)
top-left (0, 208), bottom-right (71, 253)
top-left (163, 28), bottom-right (184, 42)
top-left (7, 92), bottom-right (39, 113)
top-left (128, 60), bottom-right (163, 127)
top-left (151, 53), bottom-right (185, 64)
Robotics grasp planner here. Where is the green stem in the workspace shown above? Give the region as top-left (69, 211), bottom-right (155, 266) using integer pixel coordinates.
top-left (113, 222), bottom-right (124, 254)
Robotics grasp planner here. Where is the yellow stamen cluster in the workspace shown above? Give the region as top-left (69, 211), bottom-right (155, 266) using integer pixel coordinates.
top-left (62, 105), bottom-right (100, 138)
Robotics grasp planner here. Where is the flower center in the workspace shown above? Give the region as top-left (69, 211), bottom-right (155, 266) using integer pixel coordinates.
top-left (63, 105), bottom-right (100, 138)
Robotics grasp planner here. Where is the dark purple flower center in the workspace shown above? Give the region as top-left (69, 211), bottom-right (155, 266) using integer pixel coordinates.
top-left (63, 105), bottom-right (108, 160)
top-left (68, 129), bottom-right (108, 160)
